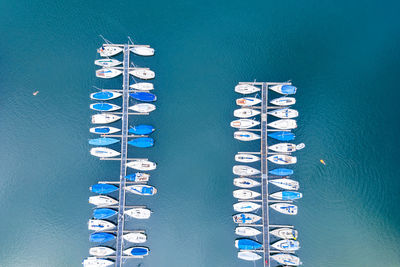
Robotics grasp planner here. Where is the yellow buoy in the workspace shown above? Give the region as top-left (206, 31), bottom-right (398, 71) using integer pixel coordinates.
top-left (320, 159), bottom-right (326, 165)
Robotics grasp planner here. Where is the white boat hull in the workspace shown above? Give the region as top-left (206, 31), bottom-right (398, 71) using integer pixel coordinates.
top-left (129, 103), bottom-right (156, 113)
top-left (90, 126), bottom-right (120, 134)
top-left (270, 96), bottom-right (296, 106)
top-left (130, 82), bottom-right (154, 91)
top-left (234, 84), bottom-right (260, 94)
top-left (233, 189), bottom-right (261, 199)
top-left (236, 97), bottom-right (261, 106)
top-left (90, 147), bottom-right (121, 158)
top-left (89, 195), bottom-right (118, 206)
top-left (83, 257), bottom-right (114, 267)
top-left (89, 246), bottom-right (115, 257)
top-left (88, 219), bottom-right (116, 231)
top-left (235, 153), bottom-right (260, 163)
top-left (123, 247), bottom-right (149, 257)
top-left (94, 59), bottom-right (122, 67)
top-left (130, 46), bottom-right (155, 56)
top-left (230, 119), bottom-right (260, 129)
top-left (97, 46), bottom-right (123, 57)
top-left (234, 131), bottom-right (260, 141)
top-left (125, 208), bottom-right (151, 219)
top-left (271, 239), bottom-right (300, 251)
top-left (91, 114), bottom-right (121, 124)
top-left (268, 119), bottom-right (297, 130)
top-left (270, 253), bottom-right (301, 266)
top-left (269, 143), bottom-right (297, 153)
top-left (233, 165), bottom-right (260, 176)
top-left (90, 103), bottom-right (121, 112)
top-left (233, 178), bottom-right (261, 188)
top-left (232, 213), bottom-right (261, 224)
top-left (96, 68), bottom-right (122, 79)
top-left (233, 108), bottom-right (261, 118)
top-left (233, 201), bottom-right (261, 212)
top-left (235, 226), bottom-right (262, 236)
top-left (268, 108), bottom-right (298, 119)
top-left (129, 69), bottom-right (155, 80)
top-left (90, 91), bottom-right (122, 100)
top-left (270, 228), bottom-right (298, 240)
top-left (269, 178), bottom-right (299, 190)
top-left (270, 203), bottom-right (298, 215)
top-left (127, 160), bottom-right (157, 171)
top-left (268, 154), bottom-right (297, 165)
top-left (123, 232), bottom-right (147, 243)
top-left (238, 251), bottom-right (262, 261)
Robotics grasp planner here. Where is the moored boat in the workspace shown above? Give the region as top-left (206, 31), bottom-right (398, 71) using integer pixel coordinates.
top-left (90, 183), bottom-right (119, 194)
top-left (129, 125), bottom-right (155, 135)
top-left (235, 238), bottom-right (262, 250)
top-left (88, 219), bottom-right (116, 231)
top-left (270, 191), bottom-right (302, 200)
top-left (129, 69), bottom-right (155, 80)
top-left (234, 131), bottom-right (260, 141)
top-left (270, 253), bottom-right (301, 266)
top-left (233, 108), bottom-right (261, 118)
top-left (268, 119), bottom-right (297, 130)
top-left (127, 160), bottom-right (157, 171)
top-left (268, 154), bottom-right (297, 165)
top-left (125, 172), bottom-right (150, 182)
top-left (269, 143), bottom-right (305, 153)
top-left (238, 251), bottom-right (262, 261)
top-left (233, 165), bottom-right (260, 176)
top-left (89, 246), bottom-right (115, 257)
top-left (235, 153), bottom-right (260, 163)
top-left (271, 239), bottom-right (300, 251)
top-left (96, 68), bottom-right (122, 79)
top-left (269, 178), bottom-right (299, 190)
top-left (269, 84), bottom-right (297, 95)
top-left (128, 137), bottom-right (154, 148)
top-left (268, 131), bottom-right (295, 141)
top-left (230, 119), bottom-right (260, 129)
top-left (269, 168), bottom-right (293, 176)
top-left (82, 257), bottom-right (114, 267)
top-left (89, 195), bottom-right (118, 206)
top-left (93, 208), bottom-right (117, 219)
top-left (97, 45), bottom-right (123, 57)
top-left (233, 178), bottom-right (261, 188)
top-left (90, 103), bottom-right (121, 112)
top-left (90, 147), bottom-right (120, 158)
top-left (236, 97), bottom-right (262, 106)
top-left (130, 46), bottom-right (155, 56)
top-left (232, 213), bottom-right (261, 224)
top-left (130, 82), bottom-right (154, 91)
top-left (233, 202), bottom-right (261, 212)
top-left (91, 114), bottom-right (121, 124)
top-left (125, 208), bottom-right (151, 219)
top-left (270, 228), bottom-right (298, 240)
top-left (268, 108), bottom-right (298, 119)
top-left (90, 91), bottom-right (122, 100)
top-left (235, 226), bottom-right (262, 236)
top-left (233, 189), bottom-right (261, 200)
top-left (88, 138), bottom-right (120, 146)
top-left (90, 126), bottom-right (121, 134)
top-left (123, 246), bottom-right (150, 257)
top-left (129, 103), bottom-right (156, 113)
top-left (94, 59), bottom-right (122, 67)
top-left (89, 232), bottom-right (115, 243)
top-left (270, 203), bottom-right (298, 215)
top-left (234, 84), bottom-right (260, 94)
top-left (130, 92), bottom-right (157, 102)
top-left (123, 232), bottom-right (147, 243)
top-left (126, 185), bottom-right (157, 196)
top-left (270, 96), bottom-right (296, 106)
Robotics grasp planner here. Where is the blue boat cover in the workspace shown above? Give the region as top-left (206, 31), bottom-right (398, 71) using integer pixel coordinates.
top-left (281, 85), bottom-right (297, 95)
top-left (89, 232), bottom-right (115, 243)
top-left (89, 138), bottom-right (120, 146)
top-left (268, 131), bottom-right (295, 141)
top-left (130, 247), bottom-right (148, 256)
top-left (125, 173), bottom-right (146, 181)
top-left (237, 239), bottom-right (262, 250)
top-left (92, 103), bottom-right (114, 111)
top-left (94, 127), bottom-right (111, 133)
top-left (269, 168), bottom-right (293, 176)
top-left (129, 92), bottom-right (156, 102)
top-left (90, 184), bottom-right (119, 194)
top-left (141, 186), bottom-right (153, 195)
top-left (128, 125), bottom-right (155, 135)
top-left (93, 208), bottom-right (117, 219)
top-left (282, 191), bottom-right (302, 200)
top-left (128, 137), bottom-right (154, 148)
top-left (92, 91), bottom-right (115, 100)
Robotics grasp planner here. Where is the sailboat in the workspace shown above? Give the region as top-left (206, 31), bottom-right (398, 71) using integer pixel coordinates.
top-left (97, 45), bottom-right (123, 57)
top-left (130, 46), bottom-right (155, 56)
top-left (234, 84), bottom-right (260, 94)
top-left (90, 91), bottom-right (122, 100)
top-left (94, 59), bottom-right (122, 67)
top-left (129, 69), bottom-right (155, 80)
top-left (96, 68), bottom-right (122, 78)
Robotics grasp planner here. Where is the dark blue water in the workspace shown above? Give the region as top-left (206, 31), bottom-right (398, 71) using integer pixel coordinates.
top-left (1, 0), bottom-right (400, 266)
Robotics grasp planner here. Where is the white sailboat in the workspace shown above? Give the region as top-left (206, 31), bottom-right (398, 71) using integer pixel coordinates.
top-left (130, 82), bottom-right (154, 91)
top-left (233, 165), bottom-right (260, 176)
top-left (235, 226), bottom-right (262, 236)
top-left (230, 119), bottom-right (260, 129)
top-left (268, 119), bottom-right (297, 130)
top-left (236, 97), bottom-right (261, 106)
top-left (233, 201), bottom-right (261, 212)
top-left (267, 154), bottom-right (297, 165)
top-left (235, 153), bottom-right (260, 163)
top-left (270, 96), bottom-right (296, 106)
top-left (269, 178), bottom-right (299, 190)
top-left (129, 103), bottom-right (156, 113)
top-left (96, 68), bottom-right (122, 79)
top-left (268, 108), bottom-right (298, 119)
top-left (90, 147), bottom-right (120, 158)
top-left (233, 178), bottom-right (261, 188)
top-left (125, 208), bottom-right (151, 219)
top-left (88, 219), bottom-right (116, 231)
top-left (270, 253), bottom-right (301, 266)
top-left (129, 69), bottom-right (155, 80)
top-left (97, 45), bottom-right (123, 57)
top-left (233, 189), bottom-right (261, 200)
top-left (271, 239), bottom-right (300, 251)
top-left (130, 46), bottom-right (155, 56)
top-left (127, 160), bottom-right (157, 171)
top-left (270, 203), bottom-right (298, 215)
top-left (233, 108), bottom-right (261, 118)
top-left (94, 59), bottom-right (122, 67)
top-left (89, 195), bottom-right (118, 206)
top-left (269, 143), bottom-right (305, 153)
top-left (91, 114), bottom-right (121, 124)
top-left (238, 251), bottom-right (262, 261)
top-left (234, 84), bottom-right (260, 94)
top-left (232, 213), bottom-right (261, 224)
top-left (89, 246), bottom-right (115, 257)
top-left (123, 232), bottom-right (147, 243)
top-left (270, 228), bottom-right (298, 240)
top-left (269, 84), bottom-right (297, 95)
top-left (82, 257), bottom-right (114, 267)
top-left (234, 131), bottom-right (260, 141)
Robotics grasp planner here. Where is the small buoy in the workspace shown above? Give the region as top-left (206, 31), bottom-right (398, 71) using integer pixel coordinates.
top-left (320, 159), bottom-right (326, 165)
top-left (33, 91), bottom-right (39, 96)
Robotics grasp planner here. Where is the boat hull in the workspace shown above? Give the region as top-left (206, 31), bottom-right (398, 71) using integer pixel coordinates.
top-left (233, 178), bottom-right (261, 188)
top-left (268, 154), bottom-right (297, 165)
top-left (235, 226), bottom-right (262, 237)
top-left (233, 189), bottom-right (261, 199)
top-left (93, 208), bottom-right (118, 219)
top-left (90, 91), bottom-right (122, 100)
top-left (235, 153), bottom-right (260, 163)
top-left (238, 251), bottom-right (262, 261)
top-left (127, 160), bottom-right (157, 171)
top-left (233, 108), bottom-right (261, 118)
top-left (96, 68), bottom-right (122, 78)
top-left (269, 178), bottom-right (299, 190)
top-left (233, 202), bottom-right (261, 212)
top-left (268, 131), bottom-right (295, 141)
top-left (123, 232), bottom-right (147, 243)
top-left (129, 103), bottom-right (156, 113)
top-left (128, 137), bottom-right (154, 148)
top-left (130, 46), bottom-right (155, 56)
top-left (130, 82), bottom-right (154, 91)
top-left (125, 208), bottom-right (151, 219)
top-left (270, 227), bottom-right (298, 240)
top-left (236, 97), bottom-right (261, 106)
top-left (91, 114), bottom-right (121, 124)
top-left (270, 203), bottom-right (298, 215)
top-left (270, 96), bottom-right (296, 106)
top-left (129, 69), bottom-right (155, 80)
top-left (234, 84), bottom-right (260, 94)
top-left (94, 59), bottom-right (122, 67)
top-left (126, 185), bottom-right (157, 196)
top-left (125, 172), bottom-right (150, 182)
top-left (233, 165), bottom-right (260, 176)
top-left (268, 119), bottom-right (297, 130)
top-left (232, 213), bottom-right (261, 224)
top-left (89, 246), bottom-right (115, 257)
top-left (234, 131), bottom-right (260, 141)
top-left (129, 125), bottom-right (155, 135)
top-left (90, 126), bottom-right (121, 134)
top-left (130, 92), bottom-right (157, 102)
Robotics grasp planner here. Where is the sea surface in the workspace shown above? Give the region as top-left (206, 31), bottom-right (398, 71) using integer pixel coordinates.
top-left (0, 0), bottom-right (400, 266)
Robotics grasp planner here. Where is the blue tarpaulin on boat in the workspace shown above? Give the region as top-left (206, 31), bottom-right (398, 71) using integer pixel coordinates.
top-left (90, 184), bottom-right (119, 194)
top-left (94, 127), bottom-right (111, 133)
top-left (129, 92), bottom-right (157, 102)
top-left (128, 137), bottom-right (154, 148)
top-left (93, 208), bottom-right (117, 219)
top-left (281, 85), bottom-right (297, 95)
top-left (269, 168), bottom-right (293, 176)
top-left (89, 138), bottom-right (120, 146)
top-left (237, 239), bottom-right (262, 250)
top-left (281, 191), bottom-right (302, 200)
top-left (92, 91), bottom-right (116, 100)
top-left (128, 125), bottom-right (155, 135)
top-left (130, 247), bottom-right (148, 256)
top-left (92, 103), bottom-right (114, 111)
top-left (268, 131), bottom-right (295, 141)
top-left (89, 232), bottom-right (115, 243)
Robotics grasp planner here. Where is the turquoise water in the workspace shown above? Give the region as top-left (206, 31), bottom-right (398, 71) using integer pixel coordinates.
top-left (1, 0), bottom-right (400, 266)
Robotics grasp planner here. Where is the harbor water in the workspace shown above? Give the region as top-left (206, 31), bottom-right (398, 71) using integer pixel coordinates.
top-left (0, 0), bottom-right (400, 266)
